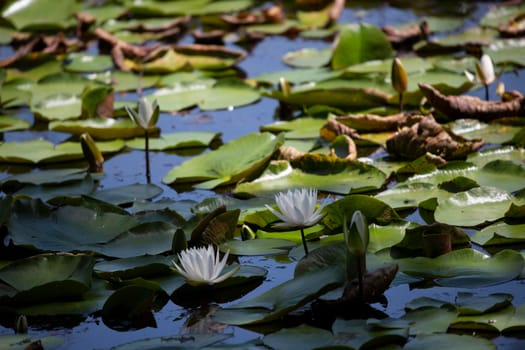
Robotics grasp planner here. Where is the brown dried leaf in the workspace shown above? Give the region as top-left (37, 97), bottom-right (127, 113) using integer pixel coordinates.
top-left (342, 263), bottom-right (399, 304)
top-left (336, 112), bottom-right (424, 132)
top-left (385, 114), bottom-right (484, 160)
top-left (277, 146), bottom-right (306, 161)
top-left (419, 83), bottom-right (525, 121)
top-left (383, 21), bottom-right (429, 47)
top-left (189, 207), bottom-right (240, 247)
top-left (320, 119), bottom-right (361, 142)
top-left (330, 135), bottom-right (357, 160)
top-left (498, 12), bottom-right (525, 37)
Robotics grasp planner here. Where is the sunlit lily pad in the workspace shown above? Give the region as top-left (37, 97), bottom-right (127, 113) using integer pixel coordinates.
top-left (472, 222), bottom-right (525, 246)
top-left (220, 238), bottom-right (297, 256)
top-left (234, 159), bottom-right (386, 196)
top-left (468, 146), bottom-right (525, 168)
top-left (31, 93), bottom-right (82, 121)
top-left (260, 117), bottom-right (327, 139)
top-left (151, 78), bottom-right (260, 111)
top-left (0, 115), bottom-right (30, 132)
top-left (1, 0), bottom-right (76, 31)
top-left (0, 138), bottom-right (125, 164)
top-left (449, 119), bottom-right (521, 144)
top-left (282, 47), bottom-right (332, 68)
top-left (397, 248), bottom-right (524, 288)
top-left (49, 118), bottom-right (159, 140)
top-left (487, 38), bottom-right (525, 67)
top-left (375, 182), bottom-right (451, 209)
top-left (331, 23), bottom-right (393, 70)
top-left (163, 132), bottom-right (284, 188)
top-left (64, 53), bottom-right (114, 73)
top-left (90, 183), bottom-right (163, 205)
top-left (0, 253), bottom-right (94, 305)
top-left (126, 131), bottom-right (221, 150)
top-left (255, 67), bottom-right (342, 85)
top-left (434, 187), bottom-right (514, 226)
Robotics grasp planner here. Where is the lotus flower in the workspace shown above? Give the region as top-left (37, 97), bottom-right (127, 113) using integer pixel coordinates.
top-left (265, 188), bottom-right (326, 255)
top-left (172, 245), bottom-right (239, 286)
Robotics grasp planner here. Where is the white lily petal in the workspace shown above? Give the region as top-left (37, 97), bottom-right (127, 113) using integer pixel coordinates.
top-left (212, 264), bottom-right (240, 284)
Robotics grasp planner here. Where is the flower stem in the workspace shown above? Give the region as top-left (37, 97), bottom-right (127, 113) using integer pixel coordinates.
top-left (300, 227), bottom-right (309, 256)
top-left (484, 84), bottom-right (490, 101)
top-left (145, 129), bottom-right (151, 184)
top-left (398, 92), bottom-right (404, 113)
top-left (356, 255), bottom-right (364, 301)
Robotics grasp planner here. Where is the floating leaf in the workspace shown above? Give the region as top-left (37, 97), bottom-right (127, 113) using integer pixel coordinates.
top-left (234, 159), bottom-right (386, 196)
top-left (126, 131), bottom-right (221, 150)
top-left (455, 292), bottom-right (513, 316)
top-left (50, 118), bottom-right (159, 140)
top-left (213, 266), bottom-right (344, 325)
top-left (375, 182), bottom-right (451, 209)
top-left (255, 67), bottom-right (341, 85)
top-left (0, 253), bottom-right (94, 305)
top-left (31, 93), bottom-right (82, 121)
top-left (0, 115), bottom-right (30, 132)
top-left (472, 222), bottom-right (525, 246)
top-left (220, 238), bottom-right (296, 256)
top-left (404, 333), bottom-right (496, 350)
top-left (331, 23), bottom-right (393, 70)
top-left (89, 183), bottom-right (163, 206)
top-left (397, 248), bottom-right (524, 288)
top-left (332, 318), bottom-right (408, 349)
top-left (263, 324), bottom-right (332, 350)
top-left (260, 117), bottom-right (326, 139)
top-left (0, 335), bottom-right (63, 350)
top-left (434, 187), bottom-right (514, 226)
top-left (1, 0), bottom-right (76, 31)
top-left (282, 47), bottom-right (332, 68)
top-left (163, 132), bottom-right (283, 188)
top-left (64, 53), bottom-right (114, 73)
top-left (106, 334), bottom-right (232, 350)
top-left (94, 255), bottom-right (174, 280)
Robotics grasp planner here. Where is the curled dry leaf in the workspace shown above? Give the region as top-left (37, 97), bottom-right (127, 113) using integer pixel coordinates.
top-left (221, 4), bottom-right (284, 26)
top-left (341, 263), bottom-right (399, 304)
top-left (93, 28), bottom-right (162, 71)
top-left (498, 12), bottom-right (525, 37)
top-left (330, 135), bottom-right (357, 161)
top-left (383, 21), bottom-right (429, 47)
top-left (277, 146), bottom-right (306, 161)
top-left (320, 119), bottom-right (361, 142)
top-left (385, 114), bottom-right (484, 160)
top-left (419, 83), bottom-right (525, 121)
top-left (336, 112), bottom-right (424, 132)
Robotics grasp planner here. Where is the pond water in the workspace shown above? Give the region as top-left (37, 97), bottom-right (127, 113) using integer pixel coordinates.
top-left (1, 1), bottom-right (525, 349)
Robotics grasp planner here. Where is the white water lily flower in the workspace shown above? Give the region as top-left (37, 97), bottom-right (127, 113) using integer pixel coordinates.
top-left (476, 54), bottom-right (496, 86)
top-left (125, 97), bottom-right (159, 130)
top-left (265, 188), bottom-right (325, 228)
top-left (172, 245), bottom-right (239, 286)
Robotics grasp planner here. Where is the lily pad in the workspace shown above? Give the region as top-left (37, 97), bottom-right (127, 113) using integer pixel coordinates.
top-left (0, 138), bottom-right (125, 164)
top-left (31, 93), bottom-right (82, 121)
top-left (0, 115), bottom-right (30, 132)
top-left (434, 186), bottom-right (514, 226)
top-left (1, 0), bottom-right (76, 31)
top-left (263, 324), bottom-right (333, 350)
top-left (375, 182), bottom-right (451, 210)
top-left (213, 266), bottom-right (345, 325)
top-left (49, 118), bottom-right (159, 140)
top-left (282, 47), bottom-right (332, 68)
top-left (163, 132), bottom-right (283, 188)
top-left (472, 222), bottom-right (525, 246)
top-left (64, 53), bottom-right (114, 73)
top-left (260, 117), bottom-right (326, 139)
top-left (220, 238), bottom-right (297, 256)
top-left (234, 159), bottom-right (386, 196)
top-left (255, 67), bottom-right (341, 85)
top-left (126, 131), bottom-right (221, 151)
top-left (0, 335), bottom-right (64, 350)
top-left (397, 248), bottom-right (524, 288)
top-left (404, 334), bottom-right (496, 350)
top-left (0, 253), bottom-right (94, 305)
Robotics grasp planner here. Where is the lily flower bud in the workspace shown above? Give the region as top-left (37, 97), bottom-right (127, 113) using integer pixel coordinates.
top-left (391, 57), bottom-right (408, 94)
top-left (80, 133), bottom-right (104, 173)
top-left (475, 54), bottom-right (495, 86)
top-left (344, 210), bottom-right (369, 257)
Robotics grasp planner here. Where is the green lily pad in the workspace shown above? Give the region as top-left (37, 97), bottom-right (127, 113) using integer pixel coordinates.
top-left (345, 56), bottom-right (433, 75)
top-left (89, 183), bottom-right (162, 206)
top-left (472, 222), bottom-right (525, 246)
top-left (331, 23), bottom-right (393, 70)
top-left (449, 119), bottom-right (521, 144)
top-left (0, 115), bottom-right (30, 132)
top-left (451, 304), bottom-right (515, 333)
top-left (6, 197), bottom-right (139, 253)
top-left (14, 176), bottom-right (97, 203)
top-left (404, 334), bottom-right (496, 350)
top-left (397, 248), bottom-right (524, 288)
top-left (263, 324), bottom-right (333, 350)
top-left (234, 159), bottom-right (386, 196)
top-left (213, 266), bottom-right (345, 325)
top-left (0, 138), bottom-right (125, 164)
top-left (163, 132), bottom-right (283, 188)
top-left (468, 146), bottom-right (525, 167)
top-left (219, 238), bottom-right (297, 256)
top-left (455, 292), bottom-right (513, 316)
top-left (107, 334), bottom-right (232, 350)
top-left (0, 335), bottom-right (64, 350)
top-left (30, 73), bottom-right (101, 108)
top-left (434, 187), bottom-right (514, 226)
top-left (31, 93), bottom-right (82, 121)
top-left (282, 47), bottom-right (332, 68)
top-left (481, 3), bottom-right (525, 27)
top-left (260, 117), bottom-right (326, 139)
top-left (64, 53), bottom-right (114, 73)
top-left (1, 0), bottom-right (76, 31)
top-left (255, 67), bottom-right (342, 85)
top-left (88, 71), bottom-right (159, 92)
top-left (401, 307), bottom-right (458, 335)
top-left (94, 255), bottom-right (173, 279)
top-left (49, 118), bottom-right (159, 140)
top-left (375, 182), bottom-right (451, 210)
top-left (0, 168), bottom-right (88, 190)
top-left (0, 253), bottom-right (94, 305)
top-left (487, 37), bottom-right (525, 67)
top-left (126, 131), bottom-right (221, 150)
top-left (368, 221), bottom-right (416, 253)
top-left (150, 78), bottom-right (259, 111)
top-left (332, 318), bottom-right (408, 349)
